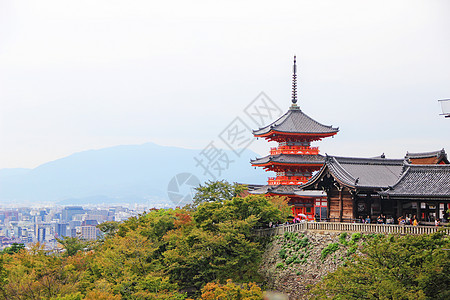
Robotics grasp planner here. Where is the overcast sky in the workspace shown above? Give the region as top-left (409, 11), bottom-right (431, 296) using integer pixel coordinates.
top-left (1, 0), bottom-right (449, 169)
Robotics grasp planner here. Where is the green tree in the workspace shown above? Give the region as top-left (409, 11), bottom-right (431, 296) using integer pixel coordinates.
top-left (86, 209), bottom-right (187, 299)
top-left (1, 243), bottom-right (25, 255)
top-left (194, 194), bottom-right (290, 232)
top-left (0, 256), bottom-right (8, 298)
top-left (164, 193), bottom-right (289, 292)
top-left (57, 237), bottom-right (89, 257)
top-left (310, 232), bottom-right (450, 299)
top-left (189, 180), bottom-right (247, 209)
top-left (97, 221), bottom-right (119, 238)
top-left (1, 243), bottom-right (89, 299)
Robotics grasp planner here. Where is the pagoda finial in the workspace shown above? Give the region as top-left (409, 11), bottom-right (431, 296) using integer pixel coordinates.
top-left (292, 55), bottom-right (297, 105)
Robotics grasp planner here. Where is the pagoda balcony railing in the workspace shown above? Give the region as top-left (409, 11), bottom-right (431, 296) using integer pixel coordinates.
top-left (270, 146), bottom-right (319, 155)
top-left (268, 176), bottom-right (310, 185)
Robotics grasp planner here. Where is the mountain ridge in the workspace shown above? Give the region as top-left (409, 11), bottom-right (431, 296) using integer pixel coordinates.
top-left (0, 142), bottom-right (267, 206)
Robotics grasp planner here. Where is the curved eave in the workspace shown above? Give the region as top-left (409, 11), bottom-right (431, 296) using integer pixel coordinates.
top-left (253, 130), bottom-right (338, 139)
top-left (252, 161), bottom-right (324, 168)
top-left (298, 164), bottom-right (328, 190)
top-left (267, 192), bottom-right (297, 196)
top-left (380, 193), bottom-right (450, 200)
top-left (299, 158), bottom-right (390, 191)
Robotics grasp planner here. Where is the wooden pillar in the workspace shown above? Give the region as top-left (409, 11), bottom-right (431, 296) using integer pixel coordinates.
top-left (396, 199), bottom-right (402, 219)
top-left (339, 187), bottom-right (343, 222)
top-left (416, 202), bottom-right (420, 221)
top-left (379, 195), bottom-right (383, 216)
top-left (352, 193), bottom-right (357, 221)
top-left (435, 202), bottom-right (440, 221)
top-left (327, 190), bottom-right (331, 221)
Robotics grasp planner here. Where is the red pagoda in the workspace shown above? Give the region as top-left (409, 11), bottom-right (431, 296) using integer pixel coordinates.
top-left (249, 57), bottom-right (339, 220)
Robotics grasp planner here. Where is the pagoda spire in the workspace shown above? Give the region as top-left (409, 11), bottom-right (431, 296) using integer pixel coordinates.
top-left (291, 55), bottom-right (298, 105)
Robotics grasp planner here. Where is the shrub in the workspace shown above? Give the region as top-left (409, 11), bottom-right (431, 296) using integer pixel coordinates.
top-left (279, 249), bottom-right (287, 259)
top-left (296, 237), bottom-right (309, 248)
top-left (347, 244), bottom-right (358, 256)
top-left (286, 256), bottom-right (295, 265)
top-left (350, 232), bottom-right (362, 243)
top-left (339, 232), bottom-right (348, 246)
top-left (321, 243), bottom-right (340, 260)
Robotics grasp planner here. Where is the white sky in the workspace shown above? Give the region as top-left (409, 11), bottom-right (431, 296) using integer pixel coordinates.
top-left (1, 0), bottom-right (449, 169)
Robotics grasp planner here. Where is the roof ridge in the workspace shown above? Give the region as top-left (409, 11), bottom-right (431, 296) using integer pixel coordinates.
top-left (388, 164), bottom-right (411, 190)
top-left (293, 109), bottom-right (338, 130)
top-left (328, 156), bottom-right (357, 184)
top-left (406, 148), bottom-right (446, 158)
top-left (408, 163), bottom-right (450, 170)
top-left (253, 110), bottom-right (291, 133)
top-left (330, 155), bottom-right (404, 165)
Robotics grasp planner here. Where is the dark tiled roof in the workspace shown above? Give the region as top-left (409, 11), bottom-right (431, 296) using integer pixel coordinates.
top-left (246, 184), bottom-right (264, 192)
top-left (405, 149), bottom-right (449, 164)
top-left (253, 106), bottom-right (339, 136)
top-left (406, 149), bottom-right (446, 159)
top-left (301, 155), bottom-right (405, 190)
top-left (249, 184), bottom-right (299, 195)
top-left (380, 164), bottom-right (450, 198)
top-left (251, 154), bottom-right (325, 165)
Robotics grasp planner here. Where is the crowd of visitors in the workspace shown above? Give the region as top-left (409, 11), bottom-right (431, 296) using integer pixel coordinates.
top-left (357, 214), bottom-right (421, 225)
top-left (267, 212), bottom-right (448, 228)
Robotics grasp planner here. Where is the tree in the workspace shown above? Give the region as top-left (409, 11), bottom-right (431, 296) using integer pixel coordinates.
top-left (86, 209), bottom-right (187, 299)
top-left (0, 256), bottom-right (8, 298)
top-left (189, 180), bottom-right (247, 209)
top-left (194, 194), bottom-right (290, 232)
top-left (200, 279), bottom-right (263, 300)
top-left (164, 193), bottom-right (289, 293)
top-left (57, 237), bottom-right (89, 257)
top-left (1, 243), bottom-right (89, 299)
top-left (97, 221), bottom-right (119, 238)
top-left (310, 232), bottom-right (450, 299)
top-left (1, 243), bottom-right (25, 255)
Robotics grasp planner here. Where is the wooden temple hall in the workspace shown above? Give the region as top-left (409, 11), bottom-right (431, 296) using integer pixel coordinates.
top-left (248, 57), bottom-right (450, 224)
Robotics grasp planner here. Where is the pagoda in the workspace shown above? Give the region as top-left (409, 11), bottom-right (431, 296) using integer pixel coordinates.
top-left (249, 57), bottom-right (339, 220)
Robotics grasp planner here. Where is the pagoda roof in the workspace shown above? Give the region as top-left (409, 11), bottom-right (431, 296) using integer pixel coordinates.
top-left (379, 164), bottom-right (450, 199)
top-left (253, 106), bottom-right (339, 137)
top-left (251, 154), bottom-right (325, 166)
top-left (249, 184), bottom-right (299, 195)
top-left (301, 155), bottom-right (405, 190)
top-left (405, 149), bottom-right (449, 165)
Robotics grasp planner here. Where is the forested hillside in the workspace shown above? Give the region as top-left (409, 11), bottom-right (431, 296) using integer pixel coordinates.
top-left (1, 181), bottom-right (449, 300)
top-left (0, 182), bottom-right (290, 299)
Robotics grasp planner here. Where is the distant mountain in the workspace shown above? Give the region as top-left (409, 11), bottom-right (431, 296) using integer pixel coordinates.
top-left (0, 142), bottom-right (268, 206)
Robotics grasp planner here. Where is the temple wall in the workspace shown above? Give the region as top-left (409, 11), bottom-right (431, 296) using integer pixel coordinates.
top-left (327, 188), bottom-right (354, 221)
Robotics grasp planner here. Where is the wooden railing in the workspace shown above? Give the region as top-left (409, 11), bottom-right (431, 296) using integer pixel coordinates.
top-left (270, 146), bottom-right (319, 155)
top-left (254, 222), bottom-right (449, 237)
top-left (267, 176), bottom-right (309, 185)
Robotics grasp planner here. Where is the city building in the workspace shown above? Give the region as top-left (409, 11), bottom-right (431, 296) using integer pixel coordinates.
top-left (81, 225), bottom-right (99, 241)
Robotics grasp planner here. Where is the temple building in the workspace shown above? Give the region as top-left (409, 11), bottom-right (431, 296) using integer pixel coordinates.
top-left (299, 155), bottom-right (406, 222)
top-left (299, 152), bottom-right (450, 224)
top-left (249, 57), bottom-right (338, 220)
top-left (248, 57), bottom-right (450, 224)
top-left (405, 149), bottom-right (449, 165)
